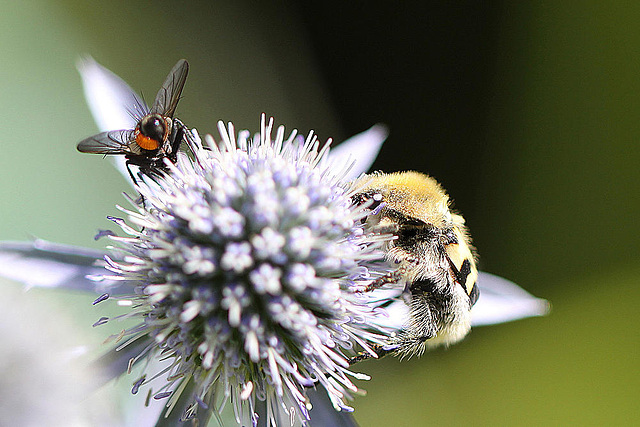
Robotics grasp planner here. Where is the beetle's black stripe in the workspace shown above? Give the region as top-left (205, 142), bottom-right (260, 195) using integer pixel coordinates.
top-left (447, 257), bottom-right (472, 293)
top-left (457, 259), bottom-right (471, 287)
top-left (447, 257), bottom-right (478, 305)
top-left (468, 281), bottom-right (479, 306)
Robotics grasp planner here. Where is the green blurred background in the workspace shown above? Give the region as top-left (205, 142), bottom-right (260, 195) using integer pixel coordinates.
top-left (0, 1), bottom-right (637, 426)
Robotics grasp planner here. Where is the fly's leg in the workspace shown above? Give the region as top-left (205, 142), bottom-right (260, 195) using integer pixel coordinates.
top-left (168, 119), bottom-right (186, 163)
top-left (125, 160), bottom-right (139, 186)
top-left (125, 160), bottom-right (147, 209)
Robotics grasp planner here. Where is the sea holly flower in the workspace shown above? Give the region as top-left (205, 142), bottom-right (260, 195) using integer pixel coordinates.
top-left (81, 116), bottom-right (396, 425)
top-left (0, 59), bottom-right (549, 426)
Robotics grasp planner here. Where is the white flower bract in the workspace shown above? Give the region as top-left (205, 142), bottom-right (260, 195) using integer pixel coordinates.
top-left (96, 116), bottom-right (391, 425)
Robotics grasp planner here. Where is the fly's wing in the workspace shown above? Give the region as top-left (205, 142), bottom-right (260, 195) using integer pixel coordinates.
top-left (150, 59), bottom-right (189, 117)
top-left (77, 129), bottom-right (134, 154)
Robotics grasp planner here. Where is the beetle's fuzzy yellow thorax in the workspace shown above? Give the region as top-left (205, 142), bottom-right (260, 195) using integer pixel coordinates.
top-left (359, 171), bottom-right (451, 228)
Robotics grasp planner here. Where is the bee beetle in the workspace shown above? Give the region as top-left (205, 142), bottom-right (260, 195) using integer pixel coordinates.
top-left (351, 171), bottom-right (479, 362)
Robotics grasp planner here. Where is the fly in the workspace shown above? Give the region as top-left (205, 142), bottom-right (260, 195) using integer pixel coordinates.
top-left (77, 59), bottom-right (191, 181)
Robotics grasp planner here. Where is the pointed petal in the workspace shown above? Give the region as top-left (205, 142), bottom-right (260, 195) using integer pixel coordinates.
top-left (94, 336), bottom-right (169, 427)
top-left (154, 378), bottom-right (213, 427)
top-left (129, 400), bottom-right (166, 427)
top-left (77, 56), bottom-right (147, 132)
top-left (0, 240), bottom-right (129, 294)
top-left (471, 272), bottom-right (550, 326)
top-left (111, 156), bottom-right (136, 186)
top-left (95, 335), bottom-right (153, 381)
top-left (307, 387), bottom-right (359, 427)
top-left (329, 124), bottom-right (388, 181)
top-left (77, 57), bottom-right (148, 184)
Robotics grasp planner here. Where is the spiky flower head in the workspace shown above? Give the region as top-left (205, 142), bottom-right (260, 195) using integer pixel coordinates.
top-left (94, 115), bottom-right (391, 425)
